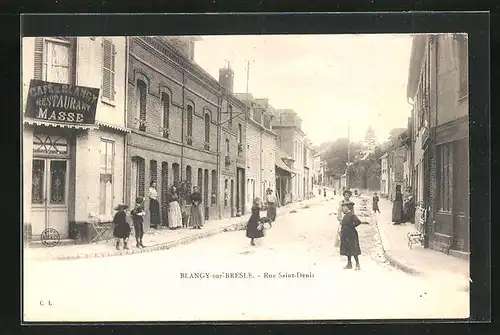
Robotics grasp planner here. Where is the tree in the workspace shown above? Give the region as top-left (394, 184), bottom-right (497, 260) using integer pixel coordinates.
top-left (323, 138), bottom-right (364, 177)
top-left (364, 125), bottom-right (378, 151)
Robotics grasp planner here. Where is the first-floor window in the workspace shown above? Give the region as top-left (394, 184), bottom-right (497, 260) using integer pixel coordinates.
top-left (100, 140), bottom-right (115, 217)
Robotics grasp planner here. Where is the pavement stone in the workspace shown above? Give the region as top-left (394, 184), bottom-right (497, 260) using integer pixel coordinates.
top-left (366, 195), bottom-right (470, 291)
top-left (24, 195), bottom-right (328, 261)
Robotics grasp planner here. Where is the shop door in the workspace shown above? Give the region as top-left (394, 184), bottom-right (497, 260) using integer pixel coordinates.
top-left (31, 158), bottom-right (69, 238)
top-left (452, 139), bottom-right (470, 252)
top-left (230, 180), bottom-right (234, 217)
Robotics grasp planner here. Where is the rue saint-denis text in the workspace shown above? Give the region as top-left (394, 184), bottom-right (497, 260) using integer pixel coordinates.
top-left (180, 272), bottom-right (315, 279)
top-left (29, 84), bottom-right (98, 123)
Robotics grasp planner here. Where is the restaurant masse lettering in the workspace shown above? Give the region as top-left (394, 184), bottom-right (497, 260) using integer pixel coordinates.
top-left (32, 93), bottom-right (97, 123)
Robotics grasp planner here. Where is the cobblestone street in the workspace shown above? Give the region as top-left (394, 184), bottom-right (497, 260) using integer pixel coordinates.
top-left (24, 195), bottom-right (469, 321)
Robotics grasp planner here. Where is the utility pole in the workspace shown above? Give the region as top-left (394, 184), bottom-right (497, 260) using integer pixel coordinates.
top-left (246, 60), bottom-right (250, 95)
top-left (346, 117), bottom-right (351, 190)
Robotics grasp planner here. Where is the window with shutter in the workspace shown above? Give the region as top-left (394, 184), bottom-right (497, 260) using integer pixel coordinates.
top-left (102, 39), bottom-right (116, 101)
top-left (34, 38), bottom-right (44, 80)
top-left (34, 37), bottom-right (71, 84)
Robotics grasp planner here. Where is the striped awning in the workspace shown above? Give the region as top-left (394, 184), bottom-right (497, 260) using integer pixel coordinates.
top-left (24, 118), bottom-right (98, 130)
top-left (97, 121), bottom-right (131, 133)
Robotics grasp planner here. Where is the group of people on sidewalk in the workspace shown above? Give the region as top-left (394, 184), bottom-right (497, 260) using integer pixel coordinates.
top-left (371, 185), bottom-right (415, 225)
top-left (111, 181), bottom-right (205, 250)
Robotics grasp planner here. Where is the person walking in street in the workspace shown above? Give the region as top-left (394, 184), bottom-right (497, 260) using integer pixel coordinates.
top-left (148, 181), bottom-right (161, 229)
top-left (339, 201), bottom-right (362, 270)
top-left (246, 198), bottom-right (269, 246)
top-left (189, 186), bottom-right (204, 229)
top-left (131, 197), bottom-right (146, 248)
top-left (113, 204), bottom-right (130, 250)
top-left (323, 187), bottom-right (327, 197)
top-left (266, 188), bottom-right (277, 227)
top-left (372, 192), bottom-right (380, 214)
top-left (392, 185), bottom-right (404, 225)
top-left (167, 185), bottom-right (183, 229)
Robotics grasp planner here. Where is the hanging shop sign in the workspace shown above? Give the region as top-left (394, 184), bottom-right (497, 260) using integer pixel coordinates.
top-left (25, 80), bottom-right (100, 125)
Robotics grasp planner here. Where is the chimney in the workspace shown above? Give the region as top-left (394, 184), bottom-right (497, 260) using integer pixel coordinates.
top-left (219, 67), bottom-right (234, 93)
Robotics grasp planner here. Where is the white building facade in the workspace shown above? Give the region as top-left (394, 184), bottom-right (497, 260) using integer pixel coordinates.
top-left (23, 36), bottom-right (129, 242)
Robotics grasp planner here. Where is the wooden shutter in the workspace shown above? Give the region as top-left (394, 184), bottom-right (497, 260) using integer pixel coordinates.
top-left (102, 39), bottom-right (116, 100)
top-left (34, 37), bottom-right (44, 80)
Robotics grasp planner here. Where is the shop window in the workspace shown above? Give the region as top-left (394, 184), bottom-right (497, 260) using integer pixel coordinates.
top-left (131, 156), bottom-right (145, 203)
top-left (437, 143), bottom-right (454, 212)
top-left (32, 160), bottom-right (45, 204)
top-left (150, 160), bottom-right (157, 184)
top-left (197, 168), bottom-right (203, 195)
top-left (99, 140), bottom-right (114, 217)
top-left (186, 104), bottom-right (193, 145)
top-left (102, 38), bottom-right (116, 101)
top-left (161, 92), bottom-right (170, 138)
top-left (172, 163), bottom-right (180, 183)
top-left (136, 80), bottom-right (147, 131)
top-left (211, 170), bottom-right (217, 206)
top-left (34, 37), bottom-right (72, 84)
top-left (186, 165), bottom-right (192, 186)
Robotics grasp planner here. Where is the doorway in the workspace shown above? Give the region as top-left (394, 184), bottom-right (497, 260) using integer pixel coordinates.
top-left (204, 169), bottom-right (209, 219)
top-left (31, 158), bottom-right (69, 238)
top-left (230, 180), bottom-right (234, 217)
top-left (452, 139), bottom-right (469, 252)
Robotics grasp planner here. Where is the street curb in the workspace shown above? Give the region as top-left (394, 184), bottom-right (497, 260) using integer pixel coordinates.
top-left (367, 196), bottom-right (422, 276)
top-left (47, 199), bottom-right (325, 261)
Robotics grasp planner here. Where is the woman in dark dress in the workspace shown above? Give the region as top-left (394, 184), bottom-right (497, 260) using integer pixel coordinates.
top-left (392, 186), bottom-right (403, 224)
top-left (189, 186), bottom-right (204, 229)
top-left (131, 197), bottom-right (146, 248)
top-left (246, 198), bottom-right (267, 246)
top-left (403, 187), bottom-right (415, 223)
top-left (339, 201), bottom-right (362, 270)
top-left (372, 192), bottom-right (380, 213)
top-left (113, 204), bottom-right (130, 250)
top-left (148, 181), bottom-right (161, 229)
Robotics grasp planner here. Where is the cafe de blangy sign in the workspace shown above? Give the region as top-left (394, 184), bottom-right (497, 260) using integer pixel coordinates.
top-left (25, 80), bottom-right (100, 125)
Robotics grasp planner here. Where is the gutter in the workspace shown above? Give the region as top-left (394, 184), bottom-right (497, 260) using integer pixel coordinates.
top-left (216, 95), bottom-right (222, 219)
top-left (123, 36), bottom-right (129, 204)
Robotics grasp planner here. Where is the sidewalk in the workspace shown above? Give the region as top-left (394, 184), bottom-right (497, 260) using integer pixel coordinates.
top-left (368, 196), bottom-right (469, 292)
top-left (24, 195), bottom-right (328, 262)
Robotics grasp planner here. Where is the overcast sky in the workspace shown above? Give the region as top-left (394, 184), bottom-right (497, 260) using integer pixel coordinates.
top-left (194, 34), bottom-right (413, 145)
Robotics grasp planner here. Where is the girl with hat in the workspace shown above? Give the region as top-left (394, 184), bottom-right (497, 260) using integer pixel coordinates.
top-left (339, 201), bottom-right (362, 270)
top-left (337, 190), bottom-right (355, 222)
top-left (245, 198), bottom-right (270, 246)
top-left (131, 196), bottom-right (146, 248)
top-left (113, 204), bottom-right (131, 250)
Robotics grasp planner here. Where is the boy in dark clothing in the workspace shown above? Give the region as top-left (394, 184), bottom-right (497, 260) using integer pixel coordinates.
top-left (131, 196), bottom-right (146, 248)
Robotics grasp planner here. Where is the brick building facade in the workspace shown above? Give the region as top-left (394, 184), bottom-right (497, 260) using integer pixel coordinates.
top-left (126, 37), bottom-right (221, 227)
top-left (219, 68), bottom-right (248, 218)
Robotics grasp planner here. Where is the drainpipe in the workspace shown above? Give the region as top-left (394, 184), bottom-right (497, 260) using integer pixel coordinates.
top-left (216, 95), bottom-right (222, 219)
top-left (260, 126), bottom-right (263, 199)
top-left (181, 70), bottom-right (185, 190)
top-left (123, 37), bottom-right (129, 204)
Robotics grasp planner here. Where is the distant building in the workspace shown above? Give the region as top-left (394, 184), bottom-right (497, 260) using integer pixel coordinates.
top-left (380, 153), bottom-right (389, 196)
top-left (272, 109), bottom-right (306, 202)
top-left (235, 93), bottom-right (277, 210)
